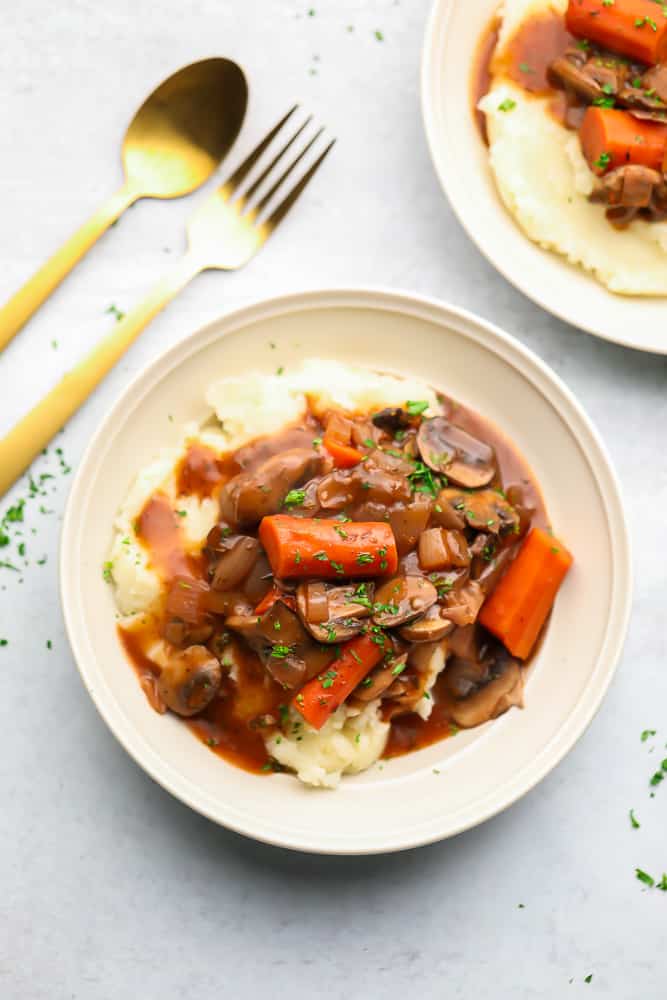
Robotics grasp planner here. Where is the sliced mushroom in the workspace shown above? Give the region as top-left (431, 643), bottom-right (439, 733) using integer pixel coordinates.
top-left (441, 580), bottom-right (485, 627)
top-left (209, 535), bottom-right (261, 591)
top-left (417, 418), bottom-right (496, 489)
top-left (219, 448), bottom-right (323, 527)
top-left (591, 165), bottom-right (662, 211)
top-left (259, 599), bottom-right (310, 648)
top-left (440, 488), bottom-right (519, 535)
top-left (418, 527), bottom-right (470, 572)
top-left (443, 655), bottom-right (490, 700)
top-left (354, 654), bottom-right (408, 702)
top-left (157, 645), bottom-right (222, 717)
top-left (399, 604), bottom-right (455, 642)
top-left (372, 575), bottom-right (438, 628)
top-left (296, 582), bottom-right (373, 643)
top-left (448, 659), bottom-right (523, 729)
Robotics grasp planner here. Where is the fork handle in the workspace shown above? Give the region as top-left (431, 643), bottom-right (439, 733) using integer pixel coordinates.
top-left (0, 183), bottom-right (137, 353)
top-left (0, 253), bottom-right (201, 498)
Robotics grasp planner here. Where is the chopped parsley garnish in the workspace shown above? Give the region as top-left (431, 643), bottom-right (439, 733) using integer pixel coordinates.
top-left (641, 729), bottom-right (656, 742)
top-left (518, 61), bottom-right (534, 73)
top-left (312, 437), bottom-right (323, 447)
top-left (334, 526), bottom-right (348, 539)
top-left (294, 551), bottom-right (302, 564)
top-left (270, 645), bottom-right (291, 659)
top-left (391, 661), bottom-right (406, 676)
top-left (356, 552), bottom-right (374, 565)
top-left (283, 489), bottom-right (306, 507)
top-left (629, 809), bottom-right (640, 829)
top-left (102, 561), bottom-right (114, 583)
top-left (350, 650), bottom-right (363, 664)
top-left (406, 400), bottom-right (429, 416)
top-left (314, 551), bottom-right (329, 562)
top-left (636, 868), bottom-right (655, 887)
top-left (408, 461), bottom-right (442, 497)
top-left (106, 303), bottom-right (125, 321)
top-left (594, 151), bottom-right (611, 170)
top-left (498, 98), bottom-right (517, 112)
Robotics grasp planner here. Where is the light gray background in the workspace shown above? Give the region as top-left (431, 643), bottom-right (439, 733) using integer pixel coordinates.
top-left (1, 1), bottom-right (665, 997)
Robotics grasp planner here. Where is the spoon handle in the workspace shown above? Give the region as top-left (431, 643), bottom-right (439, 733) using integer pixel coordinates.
top-left (0, 185), bottom-right (136, 353)
top-left (0, 253), bottom-right (201, 498)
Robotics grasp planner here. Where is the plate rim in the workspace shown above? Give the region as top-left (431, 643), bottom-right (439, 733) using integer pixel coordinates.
top-left (59, 286), bottom-right (633, 854)
top-left (420, 0), bottom-right (667, 356)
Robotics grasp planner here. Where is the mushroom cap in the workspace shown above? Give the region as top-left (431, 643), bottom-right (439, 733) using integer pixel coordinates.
top-left (372, 575), bottom-right (438, 628)
top-left (296, 582), bottom-right (372, 643)
top-left (417, 418), bottom-right (496, 489)
top-left (157, 645), bottom-right (222, 717)
top-left (399, 605), bottom-right (456, 642)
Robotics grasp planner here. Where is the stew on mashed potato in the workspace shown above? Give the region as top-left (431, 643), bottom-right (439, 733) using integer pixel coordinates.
top-left (111, 362), bottom-right (571, 788)
top-left (476, 0), bottom-right (667, 294)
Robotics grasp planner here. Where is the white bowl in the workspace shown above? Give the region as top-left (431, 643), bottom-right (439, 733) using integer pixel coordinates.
top-left (60, 289), bottom-right (631, 854)
top-left (422, 0), bottom-right (667, 355)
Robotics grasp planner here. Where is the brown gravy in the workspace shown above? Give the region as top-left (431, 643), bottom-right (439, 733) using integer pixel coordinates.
top-left (119, 396), bottom-right (549, 775)
top-left (472, 10), bottom-right (576, 143)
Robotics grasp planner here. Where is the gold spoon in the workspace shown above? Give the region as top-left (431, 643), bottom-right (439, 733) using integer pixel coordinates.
top-left (0, 58), bottom-right (248, 352)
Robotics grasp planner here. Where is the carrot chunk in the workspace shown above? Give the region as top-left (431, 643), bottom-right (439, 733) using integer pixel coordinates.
top-left (323, 435), bottom-right (364, 469)
top-left (579, 106), bottom-right (667, 174)
top-left (566, 0), bottom-right (667, 65)
top-left (479, 528), bottom-right (573, 660)
top-left (292, 634), bottom-right (385, 729)
top-left (259, 515), bottom-right (398, 580)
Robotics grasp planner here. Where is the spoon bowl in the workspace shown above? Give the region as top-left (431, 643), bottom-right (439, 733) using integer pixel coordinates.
top-left (0, 58), bottom-right (248, 353)
top-left (123, 58), bottom-right (249, 198)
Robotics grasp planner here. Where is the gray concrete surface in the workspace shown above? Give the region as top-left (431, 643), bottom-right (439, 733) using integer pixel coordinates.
top-left (1, 1), bottom-right (665, 996)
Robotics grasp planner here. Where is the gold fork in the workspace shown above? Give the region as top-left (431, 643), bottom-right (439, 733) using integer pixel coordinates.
top-left (0, 107), bottom-right (334, 498)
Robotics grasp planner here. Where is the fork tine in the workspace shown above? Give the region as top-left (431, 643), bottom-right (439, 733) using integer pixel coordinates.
top-left (263, 139), bottom-right (336, 233)
top-left (241, 116), bottom-right (313, 206)
top-left (222, 105), bottom-right (299, 197)
top-left (249, 128), bottom-right (325, 220)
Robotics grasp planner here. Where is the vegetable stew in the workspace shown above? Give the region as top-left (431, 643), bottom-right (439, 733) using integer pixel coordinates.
top-left (119, 392), bottom-right (572, 775)
top-left (474, 0), bottom-right (667, 227)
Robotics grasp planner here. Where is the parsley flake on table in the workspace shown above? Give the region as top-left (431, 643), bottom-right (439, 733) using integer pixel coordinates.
top-left (636, 868), bottom-right (655, 887)
top-left (629, 809), bottom-right (640, 829)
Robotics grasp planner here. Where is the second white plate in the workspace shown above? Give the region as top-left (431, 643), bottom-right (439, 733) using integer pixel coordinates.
top-left (421, 0), bottom-right (667, 355)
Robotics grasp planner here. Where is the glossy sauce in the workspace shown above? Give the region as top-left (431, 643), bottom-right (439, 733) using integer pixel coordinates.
top-left (119, 397), bottom-right (549, 774)
top-left (137, 493), bottom-right (193, 580)
top-left (176, 444), bottom-right (236, 498)
top-left (472, 10), bottom-right (576, 143)
top-left (187, 640), bottom-right (286, 773)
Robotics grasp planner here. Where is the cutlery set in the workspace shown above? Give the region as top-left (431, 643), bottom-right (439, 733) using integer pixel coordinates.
top-left (0, 59), bottom-right (334, 498)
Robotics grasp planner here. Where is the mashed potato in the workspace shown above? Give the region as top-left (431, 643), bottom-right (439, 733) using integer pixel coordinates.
top-left (266, 702), bottom-right (390, 789)
top-left (109, 362), bottom-right (446, 787)
top-left (482, 0), bottom-right (667, 294)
